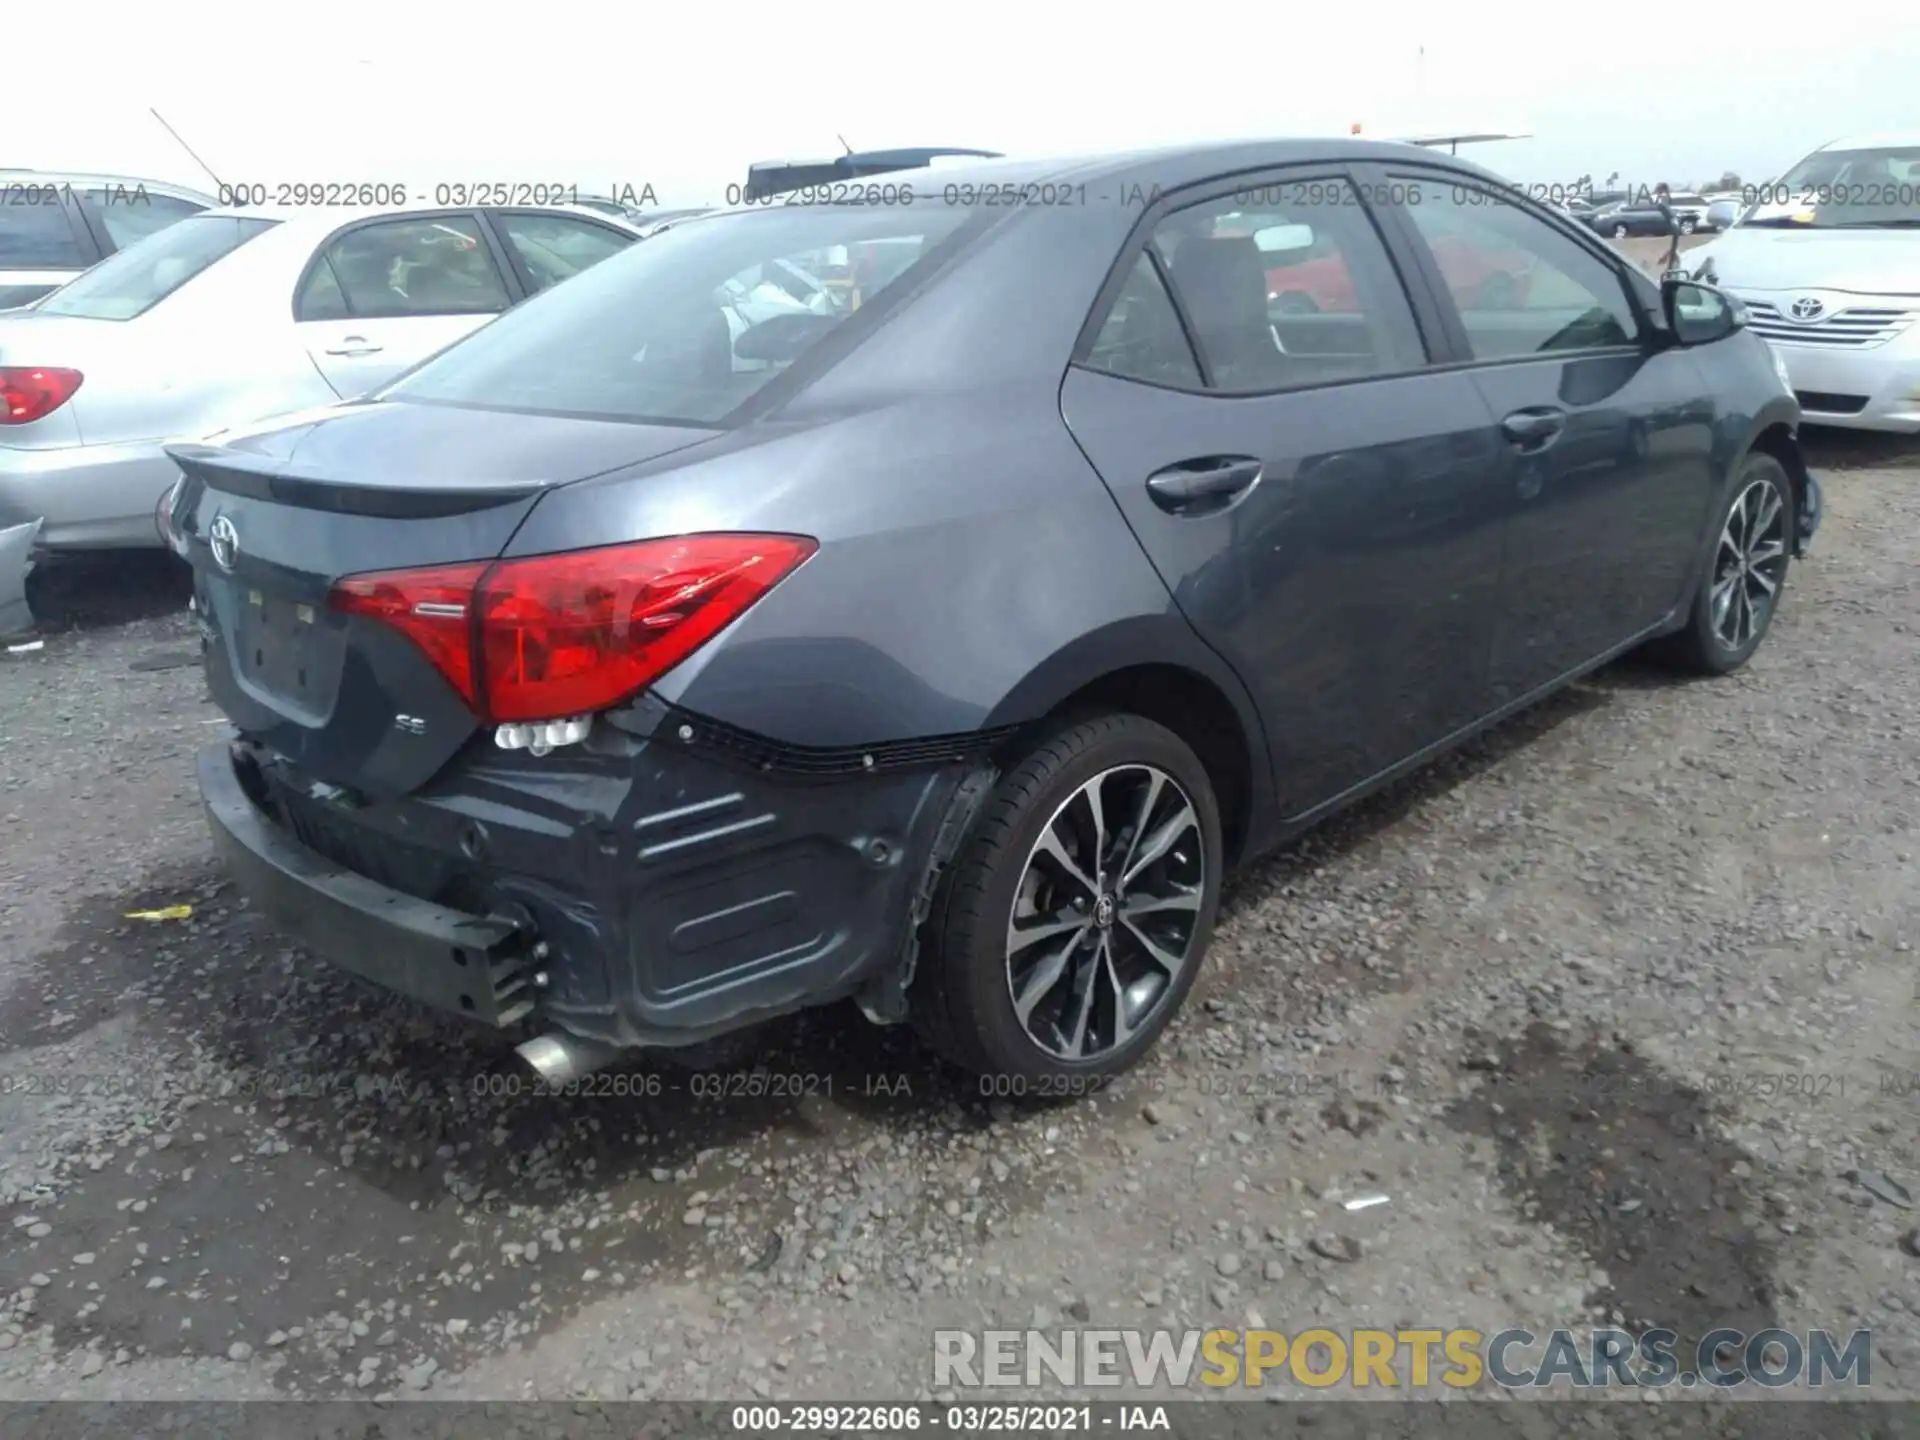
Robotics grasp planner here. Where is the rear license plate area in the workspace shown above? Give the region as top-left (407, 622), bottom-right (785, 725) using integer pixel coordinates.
top-left (231, 587), bottom-right (331, 709)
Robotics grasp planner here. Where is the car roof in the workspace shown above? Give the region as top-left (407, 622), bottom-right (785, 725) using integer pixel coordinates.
top-left (0, 169), bottom-right (218, 204)
top-left (1817, 132), bottom-right (1920, 152)
top-left (188, 201), bottom-right (647, 235)
top-left (694, 138), bottom-right (1510, 223)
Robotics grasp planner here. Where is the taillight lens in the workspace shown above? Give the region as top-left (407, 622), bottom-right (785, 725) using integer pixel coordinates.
top-left (0, 367), bottom-right (83, 424)
top-left (328, 534), bottom-right (816, 724)
top-left (329, 561), bottom-right (492, 708)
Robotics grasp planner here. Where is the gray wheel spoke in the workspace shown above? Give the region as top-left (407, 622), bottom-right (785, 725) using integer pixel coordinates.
top-left (1008, 908), bottom-right (1090, 956)
top-left (1120, 887), bottom-right (1201, 919)
top-left (1751, 486), bottom-right (1782, 540)
top-left (1102, 939), bottom-right (1136, 1047)
top-left (1061, 961), bottom-right (1096, 1056)
top-left (1747, 566), bottom-right (1777, 598)
top-left (1033, 825), bottom-right (1098, 902)
top-left (1120, 916), bottom-right (1188, 979)
top-left (1749, 539), bottom-right (1786, 567)
top-left (1121, 803), bottom-right (1197, 890)
top-left (1013, 933), bottom-right (1078, 1026)
top-left (1116, 772), bottom-right (1164, 881)
top-left (1081, 778), bottom-right (1110, 876)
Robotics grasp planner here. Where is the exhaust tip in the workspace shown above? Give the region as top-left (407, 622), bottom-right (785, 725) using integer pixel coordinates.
top-left (514, 1031), bottom-right (625, 1088)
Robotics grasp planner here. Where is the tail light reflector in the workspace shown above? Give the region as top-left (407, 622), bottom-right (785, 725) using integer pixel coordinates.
top-left (0, 367), bottom-right (83, 424)
top-left (328, 534), bottom-right (817, 724)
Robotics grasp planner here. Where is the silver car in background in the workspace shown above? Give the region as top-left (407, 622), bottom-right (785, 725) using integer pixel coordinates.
top-left (0, 201), bottom-right (641, 631)
top-left (1, 170), bottom-right (215, 310)
top-left (1684, 132), bottom-right (1920, 431)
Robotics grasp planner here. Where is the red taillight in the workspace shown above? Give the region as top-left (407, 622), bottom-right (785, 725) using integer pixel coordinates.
top-left (0, 367), bottom-right (83, 425)
top-left (329, 561), bottom-right (492, 708)
top-left (327, 534), bottom-right (817, 724)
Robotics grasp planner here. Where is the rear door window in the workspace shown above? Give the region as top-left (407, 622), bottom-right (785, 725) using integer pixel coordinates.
top-left (1106, 180), bottom-right (1425, 392)
top-left (305, 215), bottom-right (511, 319)
top-left (35, 215), bottom-right (274, 320)
top-left (1084, 252), bottom-right (1202, 387)
top-left (0, 191), bottom-right (89, 268)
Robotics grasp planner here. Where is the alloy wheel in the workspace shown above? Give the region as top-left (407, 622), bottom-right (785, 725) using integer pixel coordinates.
top-left (1003, 764), bottom-right (1205, 1061)
top-left (1710, 476), bottom-right (1788, 650)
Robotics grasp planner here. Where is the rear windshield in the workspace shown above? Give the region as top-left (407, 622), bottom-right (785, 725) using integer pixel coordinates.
top-left (36, 215), bottom-right (274, 320)
top-left (384, 203), bottom-right (979, 426)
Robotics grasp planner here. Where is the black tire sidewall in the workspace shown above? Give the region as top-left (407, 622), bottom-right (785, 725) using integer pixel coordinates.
top-left (1688, 454), bottom-right (1795, 671)
top-left (934, 716), bottom-right (1223, 1083)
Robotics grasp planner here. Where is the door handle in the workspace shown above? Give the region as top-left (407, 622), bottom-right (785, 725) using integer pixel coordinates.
top-left (1145, 456), bottom-right (1263, 512)
top-left (1500, 407), bottom-right (1565, 451)
top-left (325, 336), bottom-right (384, 357)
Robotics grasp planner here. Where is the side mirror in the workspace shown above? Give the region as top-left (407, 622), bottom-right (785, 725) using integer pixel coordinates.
top-left (1662, 278), bottom-right (1741, 346)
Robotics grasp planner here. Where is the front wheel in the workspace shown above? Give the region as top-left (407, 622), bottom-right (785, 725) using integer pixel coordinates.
top-left (911, 714), bottom-right (1223, 1084)
top-left (1613, 223), bottom-right (1630, 238)
top-left (1678, 217), bottom-right (1697, 234)
top-left (1654, 453), bottom-right (1795, 674)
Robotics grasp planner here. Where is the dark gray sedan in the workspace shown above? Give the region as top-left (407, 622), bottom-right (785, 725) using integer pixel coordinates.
top-left (161, 139), bottom-right (1821, 1091)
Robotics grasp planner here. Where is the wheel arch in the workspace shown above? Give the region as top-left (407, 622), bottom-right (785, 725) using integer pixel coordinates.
top-left (1746, 410), bottom-right (1815, 553)
top-left (981, 616), bottom-right (1278, 867)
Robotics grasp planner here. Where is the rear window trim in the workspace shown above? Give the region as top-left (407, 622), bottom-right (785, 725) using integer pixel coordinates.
top-left (378, 201), bottom-right (1004, 431)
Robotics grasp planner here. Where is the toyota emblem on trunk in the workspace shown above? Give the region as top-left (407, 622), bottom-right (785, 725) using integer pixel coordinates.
top-left (208, 516), bottom-right (239, 572)
top-left (1788, 296), bottom-right (1826, 322)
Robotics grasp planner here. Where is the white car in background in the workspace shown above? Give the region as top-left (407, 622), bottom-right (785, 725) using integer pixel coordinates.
top-left (1685, 133), bottom-right (1920, 432)
top-left (0, 201), bottom-right (641, 627)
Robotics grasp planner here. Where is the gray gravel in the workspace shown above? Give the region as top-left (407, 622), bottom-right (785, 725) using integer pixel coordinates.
top-left (0, 436), bottom-right (1914, 1405)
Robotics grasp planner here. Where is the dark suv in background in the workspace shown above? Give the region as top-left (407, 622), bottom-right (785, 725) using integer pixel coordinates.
top-left (0, 170), bottom-right (215, 309)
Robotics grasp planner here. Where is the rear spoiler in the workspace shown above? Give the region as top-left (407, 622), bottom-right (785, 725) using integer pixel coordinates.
top-left (742, 148), bottom-right (1002, 202)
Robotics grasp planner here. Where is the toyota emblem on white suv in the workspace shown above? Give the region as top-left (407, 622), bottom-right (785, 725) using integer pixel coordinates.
top-left (1788, 296), bottom-right (1826, 322)
top-left (208, 516), bottom-right (240, 572)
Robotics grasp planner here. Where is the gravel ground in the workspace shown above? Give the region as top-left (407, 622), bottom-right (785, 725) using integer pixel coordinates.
top-left (0, 431), bottom-right (1914, 1415)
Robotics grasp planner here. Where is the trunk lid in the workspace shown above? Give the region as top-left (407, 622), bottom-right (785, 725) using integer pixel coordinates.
top-left (171, 398), bottom-right (721, 797)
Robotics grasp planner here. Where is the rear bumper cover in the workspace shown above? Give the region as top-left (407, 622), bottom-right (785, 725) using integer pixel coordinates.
top-left (200, 744), bottom-right (543, 1025)
top-left (197, 718), bottom-right (977, 1048)
top-left (0, 438), bottom-right (178, 549)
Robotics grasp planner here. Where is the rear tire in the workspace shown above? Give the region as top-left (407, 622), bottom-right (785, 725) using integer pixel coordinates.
top-left (1653, 453), bottom-right (1795, 675)
top-left (1613, 223), bottom-right (1630, 239)
top-left (911, 714), bottom-right (1223, 1084)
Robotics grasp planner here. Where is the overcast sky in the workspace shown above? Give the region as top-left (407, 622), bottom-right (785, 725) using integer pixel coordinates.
top-left (14, 0), bottom-right (1916, 204)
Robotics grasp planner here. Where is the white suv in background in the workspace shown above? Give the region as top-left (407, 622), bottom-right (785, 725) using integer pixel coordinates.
top-left (1685, 133), bottom-right (1920, 432)
top-left (1, 171), bottom-right (215, 309)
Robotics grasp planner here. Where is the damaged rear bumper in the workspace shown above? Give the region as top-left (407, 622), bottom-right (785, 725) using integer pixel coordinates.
top-left (200, 744), bottom-right (543, 1025)
top-left (197, 712), bottom-right (987, 1049)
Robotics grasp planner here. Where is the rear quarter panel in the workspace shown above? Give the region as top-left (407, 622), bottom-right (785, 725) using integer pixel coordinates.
top-left (505, 199), bottom-right (1241, 750)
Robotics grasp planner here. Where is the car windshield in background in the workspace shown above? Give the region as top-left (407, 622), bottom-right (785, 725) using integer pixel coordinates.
top-left (385, 203), bottom-right (980, 426)
top-left (36, 215), bottom-right (276, 320)
top-left (1744, 146), bottom-right (1920, 228)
